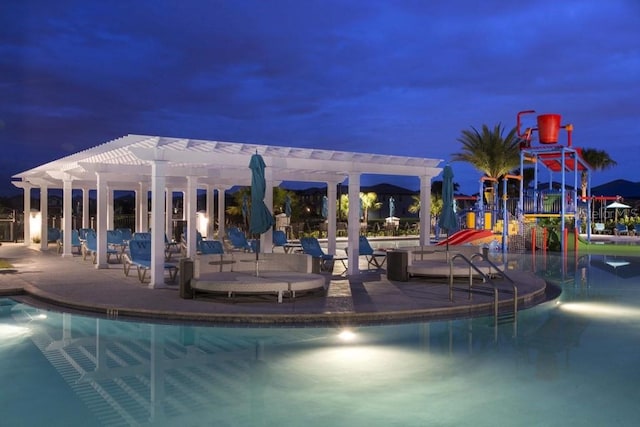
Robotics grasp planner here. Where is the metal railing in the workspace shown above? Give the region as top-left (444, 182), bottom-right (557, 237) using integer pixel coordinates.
top-left (448, 252), bottom-right (518, 330)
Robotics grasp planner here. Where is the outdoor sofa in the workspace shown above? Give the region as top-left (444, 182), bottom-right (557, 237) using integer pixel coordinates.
top-left (188, 252), bottom-right (325, 303)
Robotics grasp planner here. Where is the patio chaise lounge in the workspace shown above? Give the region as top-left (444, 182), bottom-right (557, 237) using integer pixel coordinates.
top-left (123, 240), bottom-right (179, 283)
top-left (345, 236), bottom-right (387, 269)
top-left (272, 230), bottom-right (302, 253)
top-left (199, 240), bottom-right (225, 254)
top-left (82, 230), bottom-right (120, 263)
top-left (300, 237), bottom-right (334, 272)
top-left (615, 223), bottom-right (629, 236)
top-left (227, 227), bottom-right (256, 252)
top-left (57, 229), bottom-right (82, 255)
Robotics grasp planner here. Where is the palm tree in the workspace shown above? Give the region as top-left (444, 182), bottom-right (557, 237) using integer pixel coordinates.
top-left (338, 194), bottom-right (349, 221)
top-left (336, 192), bottom-right (382, 223)
top-left (408, 194), bottom-right (444, 217)
top-left (359, 192), bottom-right (382, 224)
top-left (452, 123), bottom-right (522, 206)
top-left (452, 124), bottom-right (522, 179)
top-left (580, 148), bottom-right (617, 200)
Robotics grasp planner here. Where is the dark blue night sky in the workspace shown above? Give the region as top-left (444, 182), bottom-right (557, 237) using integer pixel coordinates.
top-left (2, 0), bottom-right (639, 196)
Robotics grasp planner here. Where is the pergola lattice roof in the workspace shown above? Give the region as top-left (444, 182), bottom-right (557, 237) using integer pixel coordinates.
top-left (13, 134), bottom-right (443, 188)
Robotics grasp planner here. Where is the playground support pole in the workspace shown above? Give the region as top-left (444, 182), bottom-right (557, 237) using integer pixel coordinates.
top-left (531, 227), bottom-right (536, 254)
top-left (502, 177), bottom-right (508, 253)
top-left (560, 146), bottom-right (567, 253)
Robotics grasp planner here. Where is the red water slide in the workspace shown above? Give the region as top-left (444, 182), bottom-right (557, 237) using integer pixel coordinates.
top-left (436, 229), bottom-right (494, 246)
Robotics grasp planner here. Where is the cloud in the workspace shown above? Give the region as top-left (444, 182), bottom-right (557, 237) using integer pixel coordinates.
top-left (1, 0), bottom-right (639, 195)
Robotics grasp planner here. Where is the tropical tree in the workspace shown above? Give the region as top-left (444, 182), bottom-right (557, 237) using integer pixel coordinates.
top-left (338, 194), bottom-right (349, 221)
top-left (226, 188), bottom-right (250, 217)
top-left (272, 187), bottom-right (296, 217)
top-left (452, 124), bottom-right (522, 179)
top-left (408, 194), bottom-right (444, 217)
top-left (226, 187), bottom-right (296, 223)
top-left (452, 123), bottom-right (522, 206)
top-left (337, 192), bottom-right (382, 223)
top-left (580, 148), bottom-right (617, 199)
top-left (359, 192), bottom-right (382, 224)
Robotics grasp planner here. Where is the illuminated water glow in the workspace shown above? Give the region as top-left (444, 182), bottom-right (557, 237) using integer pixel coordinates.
top-left (2, 253), bottom-right (640, 426)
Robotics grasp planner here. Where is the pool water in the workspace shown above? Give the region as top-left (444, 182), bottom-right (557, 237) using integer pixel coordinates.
top-left (2, 253), bottom-right (640, 427)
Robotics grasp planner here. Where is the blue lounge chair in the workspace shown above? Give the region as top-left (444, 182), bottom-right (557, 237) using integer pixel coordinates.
top-left (131, 232), bottom-right (151, 241)
top-left (107, 229), bottom-right (127, 258)
top-left (47, 227), bottom-right (61, 243)
top-left (164, 234), bottom-right (181, 259)
top-left (124, 240), bottom-right (178, 283)
top-left (615, 223), bottom-right (628, 236)
top-left (272, 230), bottom-right (301, 253)
top-left (78, 228), bottom-right (93, 241)
top-left (300, 237), bottom-right (334, 271)
top-left (57, 229), bottom-right (82, 255)
top-left (82, 230), bottom-right (120, 263)
top-left (116, 228), bottom-right (133, 242)
top-left (199, 240), bottom-right (225, 254)
top-left (355, 235), bottom-right (387, 269)
top-left (227, 227), bottom-right (256, 252)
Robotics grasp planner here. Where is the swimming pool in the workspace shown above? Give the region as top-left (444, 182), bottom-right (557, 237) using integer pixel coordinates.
top-left (1, 252), bottom-right (639, 426)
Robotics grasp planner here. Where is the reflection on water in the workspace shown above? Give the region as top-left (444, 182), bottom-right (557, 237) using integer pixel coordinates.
top-left (2, 252), bottom-right (640, 426)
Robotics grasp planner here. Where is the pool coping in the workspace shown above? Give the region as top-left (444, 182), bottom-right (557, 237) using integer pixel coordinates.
top-left (1, 242), bottom-right (550, 326)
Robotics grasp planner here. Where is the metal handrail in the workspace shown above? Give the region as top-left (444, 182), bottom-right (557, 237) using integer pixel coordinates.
top-left (469, 253), bottom-right (515, 284)
top-left (448, 252), bottom-right (518, 328)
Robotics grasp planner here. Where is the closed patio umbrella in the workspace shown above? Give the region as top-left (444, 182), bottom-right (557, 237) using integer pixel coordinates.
top-left (321, 195), bottom-right (328, 219)
top-left (389, 196), bottom-right (395, 218)
top-left (249, 152), bottom-right (275, 273)
top-left (285, 194), bottom-right (292, 218)
top-left (438, 165), bottom-right (458, 254)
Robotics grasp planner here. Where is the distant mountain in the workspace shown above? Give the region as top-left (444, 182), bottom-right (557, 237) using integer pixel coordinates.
top-left (591, 179), bottom-right (640, 199)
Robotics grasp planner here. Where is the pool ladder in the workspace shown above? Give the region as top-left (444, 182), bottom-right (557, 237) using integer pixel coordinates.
top-left (448, 253), bottom-right (518, 335)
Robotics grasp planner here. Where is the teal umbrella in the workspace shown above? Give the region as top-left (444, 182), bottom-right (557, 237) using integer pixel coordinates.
top-left (249, 153), bottom-right (274, 236)
top-left (321, 195), bottom-right (328, 219)
top-left (438, 165), bottom-right (458, 252)
top-left (389, 196), bottom-right (395, 218)
top-left (285, 194), bottom-right (292, 218)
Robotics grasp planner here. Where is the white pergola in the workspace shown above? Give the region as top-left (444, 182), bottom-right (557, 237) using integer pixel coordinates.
top-left (13, 134), bottom-right (442, 287)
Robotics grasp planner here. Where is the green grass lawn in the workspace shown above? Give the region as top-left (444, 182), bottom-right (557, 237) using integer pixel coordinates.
top-left (572, 233), bottom-right (640, 255)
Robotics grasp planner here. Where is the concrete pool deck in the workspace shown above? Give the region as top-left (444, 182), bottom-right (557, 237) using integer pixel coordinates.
top-left (0, 242), bottom-right (551, 325)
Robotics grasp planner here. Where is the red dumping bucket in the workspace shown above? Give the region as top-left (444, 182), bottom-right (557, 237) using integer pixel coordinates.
top-left (537, 114), bottom-right (562, 144)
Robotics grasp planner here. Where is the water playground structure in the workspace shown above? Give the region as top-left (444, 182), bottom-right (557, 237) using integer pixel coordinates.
top-left (443, 110), bottom-right (602, 253)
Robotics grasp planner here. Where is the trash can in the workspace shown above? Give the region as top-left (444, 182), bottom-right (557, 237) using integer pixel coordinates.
top-left (386, 250), bottom-right (408, 282)
top-left (179, 258), bottom-right (194, 299)
top-left (311, 257), bottom-right (322, 274)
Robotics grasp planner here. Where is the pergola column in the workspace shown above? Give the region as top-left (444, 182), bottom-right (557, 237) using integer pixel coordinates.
top-left (137, 182), bottom-right (149, 232)
top-left (149, 161), bottom-right (167, 288)
top-left (185, 176), bottom-right (198, 258)
top-left (346, 173), bottom-right (361, 275)
top-left (326, 181), bottom-right (338, 254)
top-left (217, 187), bottom-right (227, 241)
top-left (165, 187), bottom-right (173, 241)
top-left (419, 175), bottom-right (433, 246)
top-left (95, 173), bottom-right (109, 268)
top-left (22, 182), bottom-right (32, 245)
top-left (206, 185), bottom-right (215, 239)
top-left (107, 186), bottom-right (114, 230)
top-left (61, 176), bottom-right (74, 257)
top-left (262, 170), bottom-right (274, 254)
top-left (39, 184), bottom-right (48, 251)
top-left (82, 187), bottom-right (90, 229)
